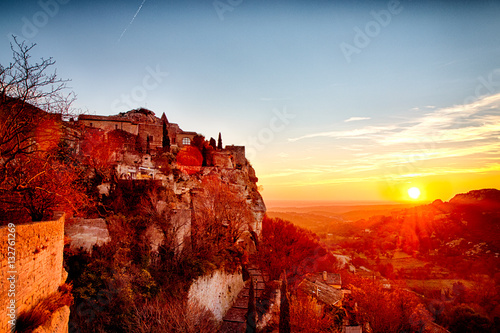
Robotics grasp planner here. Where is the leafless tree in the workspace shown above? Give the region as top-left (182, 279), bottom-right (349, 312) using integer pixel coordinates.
top-left (0, 37), bottom-right (84, 222)
top-left (0, 36), bottom-right (76, 182)
top-left (192, 175), bottom-right (253, 255)
top-left (141, 185), bottom-right (191, 255)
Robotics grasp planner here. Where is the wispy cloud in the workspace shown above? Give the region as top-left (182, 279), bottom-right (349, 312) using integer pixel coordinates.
top-left (290, 93), bottom-right (500, 146)
top-left (288, 125), bottom-right (397, 142)
top-left (344, 116), bottom-right (371, 122)
top-left (272, 93), bottom-right (500, 187)
top-left (380, 94), bottom-right (500, 145)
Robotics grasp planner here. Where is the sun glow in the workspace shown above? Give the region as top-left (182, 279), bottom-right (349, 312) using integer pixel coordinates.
top-left (408, 187), bottom-right (421, 200)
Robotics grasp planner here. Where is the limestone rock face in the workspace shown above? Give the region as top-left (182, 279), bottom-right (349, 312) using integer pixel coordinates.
top-left (65, 218), bottom-right (111, 251)
top-left (32, 305), bottom-right (70, 333)
top-left (162, 160), bottom-right (266, 238)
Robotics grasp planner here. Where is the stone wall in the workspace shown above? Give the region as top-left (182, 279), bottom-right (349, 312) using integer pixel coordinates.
top-left (225, 145), bottom-right (246, 167)
top-left (212, 152), bottom-right (233, 169)
top-left (0, 213), bottom-right (67, 332)
top-left (187, 269), bottom-right (245, 322)
top-left (79, 116), bottom-right (139, 135)
top-left (138, 123), bottom-right (163, 150)
top-left (257, 282), bottom-right (281, 331)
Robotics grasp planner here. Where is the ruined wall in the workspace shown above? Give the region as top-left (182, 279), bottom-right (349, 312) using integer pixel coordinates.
top-left (79, 117), bottom-right (139, 135)
top-left (187, 269), bottom-right (245, 322)
top-left (225, 145), bottom-right (246, 167)
top-left (212, 152), bottom-right (233, 169)
top-left (0, 214), bottom-right (67, 332)
top-left (165, 123), bottom-right (181, 146)
top-left (138, 123), bottom-right (163, 150)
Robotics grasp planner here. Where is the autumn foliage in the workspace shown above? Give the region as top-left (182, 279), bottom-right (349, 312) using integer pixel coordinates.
top-left (255, 216), bottom-right (340, 282)
top-left (339, 273), bottom-right (433, 333)
top-left (289, 294), bottom-right (344, 333)
top-left (176, 145), bottom-right (203, 175)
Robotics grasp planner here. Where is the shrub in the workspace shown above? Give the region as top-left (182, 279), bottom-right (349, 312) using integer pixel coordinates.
top-left (15, 284), bottom-right (73, 333)
top-left (176, 146), bottom-right (203, 175)
top-left (128, 296), bottom-right (218, 333)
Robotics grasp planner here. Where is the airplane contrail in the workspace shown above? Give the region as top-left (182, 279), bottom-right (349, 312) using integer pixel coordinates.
top-left (117, 0), bottom-right (147, 43)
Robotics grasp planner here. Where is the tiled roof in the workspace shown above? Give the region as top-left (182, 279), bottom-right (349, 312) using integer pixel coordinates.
top-left (307, 272), bottom-right (342, 286)
top-left (298, 279), bottom-right (343, 306)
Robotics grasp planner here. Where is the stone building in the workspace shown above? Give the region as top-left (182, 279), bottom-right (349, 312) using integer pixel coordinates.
top-left (78, 108), bottom-right (198, 153)
top-left (225, 145), bottom-right (246, 167)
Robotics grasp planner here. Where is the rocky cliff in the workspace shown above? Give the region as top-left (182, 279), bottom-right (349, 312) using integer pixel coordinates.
top-left (137, 153), bottom-right (266, 256)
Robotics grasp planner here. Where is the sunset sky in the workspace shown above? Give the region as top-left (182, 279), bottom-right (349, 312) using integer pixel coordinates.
top-left (1, 0), bottom-right (499, 203)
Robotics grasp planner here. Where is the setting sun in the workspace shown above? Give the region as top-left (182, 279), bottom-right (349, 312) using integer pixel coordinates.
top-left (408, 187), bottom-right (421, 200)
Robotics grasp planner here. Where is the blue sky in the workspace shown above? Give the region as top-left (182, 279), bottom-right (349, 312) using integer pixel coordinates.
top-left (1, 0), bottom-right (500, 201)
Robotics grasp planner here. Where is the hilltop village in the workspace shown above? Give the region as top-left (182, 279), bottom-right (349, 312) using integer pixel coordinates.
top-left (76, 108), bottom-right (247, 181)
top-left (0, 100), bottom-right (269, 332)
top-left (71, 107), bottom-right (266, 248)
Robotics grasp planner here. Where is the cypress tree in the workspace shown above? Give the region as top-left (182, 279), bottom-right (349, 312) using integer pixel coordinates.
top-left (246, 277), bottom-right (257, 333)
top-left (279, 276), bottom-right (291, 333)
top-left (217, 132), bottom-right (223, 150)
top-left (209, 137), bottom-right (216, 150)
top-left (162, 121), bottom-right (170, 151)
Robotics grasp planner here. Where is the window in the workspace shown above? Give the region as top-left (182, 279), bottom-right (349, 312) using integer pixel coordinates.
top-left (89, 123), bottom-right (93, 127)
top-left (115, 124), bottom-right (118, 129)
top-left (182, 137), bottom-right (190, 145)
top-left (149, 135), bottom-right (154, 142)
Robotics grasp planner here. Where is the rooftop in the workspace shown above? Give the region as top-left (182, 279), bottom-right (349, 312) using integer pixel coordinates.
top-left (306, 272), bottom-right (342, 286)
top-left (297, 279), bottom-right (343, 306)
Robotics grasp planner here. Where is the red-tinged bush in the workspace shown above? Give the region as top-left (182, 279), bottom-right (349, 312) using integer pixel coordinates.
top-left (289, 294), bottom-right (343, 333)
top-left (345, 275), bottom-right (432, 333)
top-left (129, 297), bottom-right (218, 333)
top-left (176, 146), bottom-right (203, 175)
top-left (15, 284), bottom-right (73, 333)
top-left (446, 305), bottom-right (493, 333)
top-left (254, 216), bottom-right (339, 283)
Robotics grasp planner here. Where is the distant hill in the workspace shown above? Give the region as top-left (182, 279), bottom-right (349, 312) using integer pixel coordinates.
top-left (449, 188), bottom-right (500, 206)
top-left (268, 189), bottom-right (500, 279)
